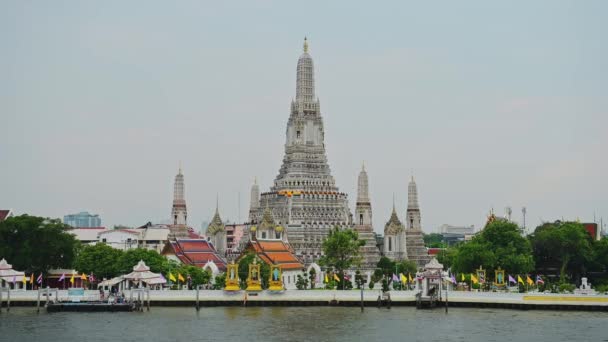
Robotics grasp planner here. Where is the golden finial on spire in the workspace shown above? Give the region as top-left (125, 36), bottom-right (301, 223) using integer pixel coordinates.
top-left (303, 36), bottom-right (309, 53)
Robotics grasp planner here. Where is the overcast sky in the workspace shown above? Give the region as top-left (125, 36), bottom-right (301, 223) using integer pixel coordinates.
top-left (1, 1), bottom-right (606, 234)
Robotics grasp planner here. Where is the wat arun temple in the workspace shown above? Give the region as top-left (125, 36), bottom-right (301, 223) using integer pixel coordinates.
top-left (246, 38), bottom-right (430, 269)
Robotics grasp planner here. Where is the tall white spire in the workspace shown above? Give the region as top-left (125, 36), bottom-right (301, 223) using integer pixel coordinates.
top-left (171, 165), bottom-right (187, 226)
top-left (406, 176), bottom-right (421, 230)
top-left (355, 162), bottom-right (372, 226)
top-left (296, 37), bottom-right (315, 105)
top-left (248, 177), bottom-right (260, 223)
top-left (357, 162), bottom-right (369, 203)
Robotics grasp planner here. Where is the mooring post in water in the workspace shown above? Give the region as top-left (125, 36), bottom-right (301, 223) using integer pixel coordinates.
top-left (36, 288), bottom-right (41, 313)
top-left (45, 286), bottom-right (50, 307)
top-left (7, 287), bottom-right (11, 312)
top-left (196, 285), bottom-right (200, 311)
top-left (0, 286), bottom-right (3, 313)
top-left (147, 288), bottom-right (150, 311)
top-left (445, 286), bottom-right (448, 313)
top-left (360, 285), bottom-right (364, 312)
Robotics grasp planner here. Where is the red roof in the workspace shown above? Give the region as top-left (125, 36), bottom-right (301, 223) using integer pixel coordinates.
top-left (243, 240), bottom-right (304, 270)
top-left (0, 210), bottom-right (11, 221)
top-left (162, 239), bottom-right (226, 271)
top-left (427, 248), bottom-right (443, 255)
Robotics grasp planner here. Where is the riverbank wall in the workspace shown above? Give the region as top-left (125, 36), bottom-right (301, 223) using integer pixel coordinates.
top-left (2, 290), bottom-right (608, 311)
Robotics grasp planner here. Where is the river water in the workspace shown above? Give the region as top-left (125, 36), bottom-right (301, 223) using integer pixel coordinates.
top-left (0, 307), bottom-right (605, 341)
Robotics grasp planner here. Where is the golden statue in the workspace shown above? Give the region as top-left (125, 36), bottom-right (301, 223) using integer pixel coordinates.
top-left (246, 259), bottom-right (262, 291)
top-left (268, 265), bottom-right (283, 291)
top-left (224, 262), bottom-right (240, 291)
top-left (494, 267), bottom-right (505, 287)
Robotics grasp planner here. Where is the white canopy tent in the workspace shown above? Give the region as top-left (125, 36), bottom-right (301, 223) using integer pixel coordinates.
top-left (122, 260), bottom-right (166, 288)
top-left (0, 258), bottom-right (25, 288)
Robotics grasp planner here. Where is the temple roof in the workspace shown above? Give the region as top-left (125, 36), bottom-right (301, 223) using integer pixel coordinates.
top-left (384, 205), bottom-right (404, 234)
top-left (242, 240), bottom-right (303, 271)
top-left (162, 239), bottom-right (226, 271)
top-left (206, 206), bottom-right (225, 235)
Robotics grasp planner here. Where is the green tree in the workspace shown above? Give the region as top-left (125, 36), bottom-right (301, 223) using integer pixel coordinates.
top-left (531, 221), bottom-right (593, 282)
top-left (295, 274), bottom-right (308, 290)
top-left (73, 243), bottom-right (123, 279)
top-left (213, 273), bottom-right (226, 290)
top-left (0, 215), bottom-right (78, 274)
top-left (423, 233), bottom-right (445, 248)
top-left (319, 228), bottom-right (364, 290)
top-left (117, 248), bottom-right (169, 275)
top-left (175, 265), bottom-right (212, 288)
top-left (396, 259), bottom-right (417, 276)
top-left (450, 220), bottom-right (534, 277)
top-left (593, 237), bottom-right (608, 271)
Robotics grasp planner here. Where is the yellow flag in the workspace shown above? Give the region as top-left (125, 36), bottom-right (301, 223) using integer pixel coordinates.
top-left (169, 273), bottom-right (177, 282)
top-left (22, 274), bottom-right (27, 284)
top-left (400, 273), bottom-right (407, 283)
top-left (178, 273), bottom-right (185, 282)
top-left (409, 273), bottom-right (413, 282)
top-left (333, 274), bottom-right (340, 282)
top-left (526, 276), bottom-right (533, 285)
top-left (30, 274), bottom-right (33, 284)
top-left (70, 274), bottom-right (75, 284)
top-left (517, 275), bottom-right (524, 284)
top-left (324, 274), bottom-right (329, 283)
top-left (461, 273), bottom-right (465, 282)
top-left (471, 274), bottom-right (478, 284)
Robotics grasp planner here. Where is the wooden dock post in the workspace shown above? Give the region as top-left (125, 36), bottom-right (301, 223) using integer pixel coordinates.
top-left (36, 289), bottom-right (41, 313)
top-left (196, 286), bottom-right (200, 311)
top-left (0, 286), bottom-right (3, 313)
top-left (146, 288), bottom-right (150, 312)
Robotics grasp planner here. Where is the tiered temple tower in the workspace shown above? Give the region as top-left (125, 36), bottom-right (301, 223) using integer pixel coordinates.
top-left (250, 38), bottom-right (352, 265)
top-left (169, 166), bottom-right (189, 239)
top-left (171, 166), bottom-right (187, 226)
top-left (354, 163), bottom-right (381, 270)
top-left (206, 201), bottom-right (227, 256)
top-left (404, 176), bottom-right (431, 267)
top-left (383, 200), bottom-right (407, 260)
top-left (248, 178), bottom-right (260, 223)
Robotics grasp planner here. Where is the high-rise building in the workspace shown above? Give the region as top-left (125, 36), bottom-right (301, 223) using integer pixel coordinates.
top-left (353, 163), bottom-right (381, 270)
top-left (63, 211), bottom-right (101, 228)
top-left (249, 38), bottom-right (352, 264)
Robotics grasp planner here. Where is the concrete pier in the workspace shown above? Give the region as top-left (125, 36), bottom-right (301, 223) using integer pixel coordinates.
top-left (2, 290), bottom-right (607, 311)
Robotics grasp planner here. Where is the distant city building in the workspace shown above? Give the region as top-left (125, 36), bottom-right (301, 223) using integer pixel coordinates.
top-left (68, 224), bottom-right (170, 253)
top-left (582, 222), bottom-right (601, 241)
top-left (225, 223), bottom-right (246, 252)
top-left (63, 211), bottom-right (101, 227)
top-left (0, 209), bottom-right (13, 222)
top-left (437, 224), bottom-right (476, 246)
